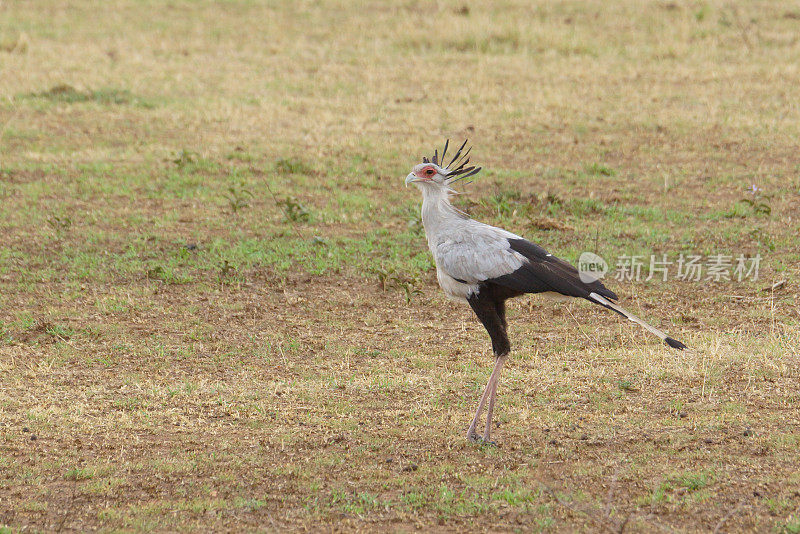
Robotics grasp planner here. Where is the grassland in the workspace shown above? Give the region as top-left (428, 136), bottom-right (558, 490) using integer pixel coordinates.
top-left (1, 0), bottom-right (799, 531)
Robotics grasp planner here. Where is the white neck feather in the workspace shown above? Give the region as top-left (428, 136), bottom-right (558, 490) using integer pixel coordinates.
top-left (419, 185), bottom-right (468, 243)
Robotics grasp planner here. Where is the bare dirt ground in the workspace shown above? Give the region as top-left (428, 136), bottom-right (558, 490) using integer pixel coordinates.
top-left (1, 1), bottom-right (799, 532)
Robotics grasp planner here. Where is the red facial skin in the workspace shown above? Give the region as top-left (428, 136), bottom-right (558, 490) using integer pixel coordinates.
top-left (414, 166), bottom-right (438, 180)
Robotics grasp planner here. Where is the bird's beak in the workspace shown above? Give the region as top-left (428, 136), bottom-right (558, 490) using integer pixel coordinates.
top-left (405, 173), bottom-right (418, 187)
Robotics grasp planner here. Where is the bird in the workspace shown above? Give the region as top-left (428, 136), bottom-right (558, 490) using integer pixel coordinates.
top-left (405, 140), bottom-right (687, 444)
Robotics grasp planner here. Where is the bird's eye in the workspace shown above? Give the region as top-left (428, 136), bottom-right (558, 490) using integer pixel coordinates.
top-left (425, 169), bottom-right (435, 175)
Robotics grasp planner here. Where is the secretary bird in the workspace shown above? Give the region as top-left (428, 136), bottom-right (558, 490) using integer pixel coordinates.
top-left (405, 140), bottom-right (687, 444)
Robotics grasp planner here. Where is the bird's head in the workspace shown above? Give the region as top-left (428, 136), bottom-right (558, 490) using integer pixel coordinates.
top-left (405, 139), bottom-right (482, 193)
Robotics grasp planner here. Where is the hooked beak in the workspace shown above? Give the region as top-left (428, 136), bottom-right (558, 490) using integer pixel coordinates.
top-left (405, 173), bottom-right (419, 187)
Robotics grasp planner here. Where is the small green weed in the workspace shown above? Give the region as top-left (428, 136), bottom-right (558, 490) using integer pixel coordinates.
top-left (738, 184), bottom-right (771, 215)
top-left (172, 149), bottom-right (198, 167)
top-left (0, 321), bottom-right (11, 343)
top-left (695, 4), bottom-right (709, 21)
top-left (46, 215), bottom-right (73, 233)
top-left (781, 517), bottom-right (800, 534)
top-left (277, 196), bottom-right (311, 222)
top-left (397, 277), bottom-right (422, 304)
top-left (146, 265), bottom-right (168, 281)
top-left (146, 265), bottom-right (190, 284)
top-left (226, 147), bottom-right (255, 162)
top-left (275, 158), bottom-right (314, 175)
top-left (584, 162), bottom-right (616, 176)
top-left (375, 264), bottom-right (397, 291)
top-left (671, 471), bottom-right (713, 492)
top-left (64, 467), bottom-right (95, 481)
top-left (374, 266), bottom-right (422, 303)
top-left (218, 260), bottom-right (237, 280)
top-left (45, 323), bottom-right (74, 340)
top-left (224, 183), bottom-right (254, 213)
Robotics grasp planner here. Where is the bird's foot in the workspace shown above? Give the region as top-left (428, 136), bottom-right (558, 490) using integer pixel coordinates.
top-left (466, 433), bottom-right (497, 447)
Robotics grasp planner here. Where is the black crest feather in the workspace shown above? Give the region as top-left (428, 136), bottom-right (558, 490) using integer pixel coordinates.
top-left (424, 139), bottom-right (482, 183)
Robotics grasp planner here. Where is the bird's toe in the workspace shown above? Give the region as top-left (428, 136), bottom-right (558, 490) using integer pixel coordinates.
top-left (466, 433), bottom-right (498, 447)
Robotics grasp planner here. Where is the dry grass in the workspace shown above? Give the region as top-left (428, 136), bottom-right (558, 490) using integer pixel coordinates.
top-left (1, 0), bottom-right (799, 531)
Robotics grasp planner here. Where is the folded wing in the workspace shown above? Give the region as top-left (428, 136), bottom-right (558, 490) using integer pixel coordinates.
top-left (436, 226), bottom-right (617, 301)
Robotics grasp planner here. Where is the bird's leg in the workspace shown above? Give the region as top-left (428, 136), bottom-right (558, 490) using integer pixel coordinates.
top-left (466, 294), bottom-right (510, 443)
top-left (483, 301), bottom-right (507, 441)
top-left (466, 379), bottom-right (492, 441)
top-left (483, 354), bottom-right (506, 442)
top-left (466, 354), bottom-right (506, 442)
top-left (482, 384), bottom-right (497, 442)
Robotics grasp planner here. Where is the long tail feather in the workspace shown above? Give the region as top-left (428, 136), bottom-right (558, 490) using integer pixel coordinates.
top-left (589, 292), bottom-right (687, 350)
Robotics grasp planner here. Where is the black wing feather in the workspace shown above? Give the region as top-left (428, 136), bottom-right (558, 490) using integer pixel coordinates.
top-left (490, 239), bottom-right (618, 301)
